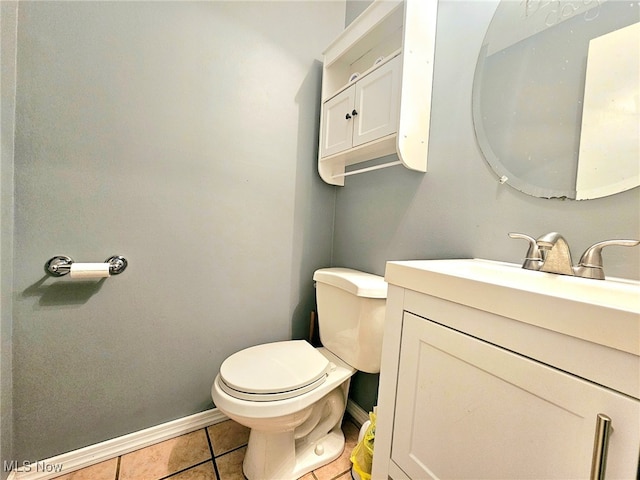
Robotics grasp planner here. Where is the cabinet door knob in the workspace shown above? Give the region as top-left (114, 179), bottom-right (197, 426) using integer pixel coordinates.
top-left (352, 109), bottom-right (358, 116)
top-left (345, 113), bottom-right (352, 120)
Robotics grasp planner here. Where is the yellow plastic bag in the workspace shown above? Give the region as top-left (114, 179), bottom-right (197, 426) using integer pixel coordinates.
top-left (350, 412), bottom-right (376, 480)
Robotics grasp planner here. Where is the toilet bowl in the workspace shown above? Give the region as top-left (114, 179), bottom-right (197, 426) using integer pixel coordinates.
top-left (211, 268), bottom-right (387, 480)
top-left (212, 344), bottom-right (355, 479)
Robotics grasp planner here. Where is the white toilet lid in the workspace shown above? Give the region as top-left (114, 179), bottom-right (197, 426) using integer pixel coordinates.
top-left (219, 340), bottom-right (331, 401)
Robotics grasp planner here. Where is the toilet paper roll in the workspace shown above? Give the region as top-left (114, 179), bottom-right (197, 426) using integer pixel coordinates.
top-left (69, 263), bottom-right (110, 279)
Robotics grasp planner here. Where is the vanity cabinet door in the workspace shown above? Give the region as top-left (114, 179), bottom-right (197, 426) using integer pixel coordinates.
top-left (319, 85), bottom-right (356, 158)
top-left (392, 312), bottom-right (640, 480)
top-left (352, 56), bottom-right (401, 147)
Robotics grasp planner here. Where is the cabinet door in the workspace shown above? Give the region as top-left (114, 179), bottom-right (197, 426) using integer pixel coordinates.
top-left (319, 85), bottom-right (356, 158)
top-left (392, 312), bottom-right (640, 480)
top-left (352, 56), bottom-right (401, 148)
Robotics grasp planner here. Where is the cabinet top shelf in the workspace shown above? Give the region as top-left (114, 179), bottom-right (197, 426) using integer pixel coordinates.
top-left (323, 0), bottom-right (403, 68)
top-left (323, 48), bottom-right (402, 102)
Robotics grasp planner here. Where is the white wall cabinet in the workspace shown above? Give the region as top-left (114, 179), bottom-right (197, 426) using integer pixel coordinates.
top-left (373, 260), bottom-right (640, 480)
top-left (318, 0), bottom-right (438, 185)
top-left (320, 56), bottom-right (401, 158)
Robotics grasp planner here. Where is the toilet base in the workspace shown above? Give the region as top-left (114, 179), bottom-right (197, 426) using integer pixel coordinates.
top-left (243, 424), bottom-right (345, 480)
top-left (293, 424), bottom-right (345, 478)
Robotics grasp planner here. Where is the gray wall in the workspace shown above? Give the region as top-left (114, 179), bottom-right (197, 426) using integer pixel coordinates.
top-left (345, 0), bottom-right (372, 24)
top-left (335, 0), bottom-right (640, 411)
top-left (1, 3), bottom-right (17, 478)
top-left (10, 1), bottom-right (343, 462)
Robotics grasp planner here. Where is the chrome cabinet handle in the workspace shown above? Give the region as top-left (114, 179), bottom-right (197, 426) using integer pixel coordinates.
top-left (590, 413), bottom-right (612, 480)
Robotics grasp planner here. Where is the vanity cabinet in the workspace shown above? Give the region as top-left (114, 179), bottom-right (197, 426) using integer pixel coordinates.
top-left (372, 260), bottom-right (640, 480)
top-left (393, 312), bottom-right (639, 479)
top-left (317, 0), bottom-right (438, 185)
top-left (320, 56), bottom-right (401, 158)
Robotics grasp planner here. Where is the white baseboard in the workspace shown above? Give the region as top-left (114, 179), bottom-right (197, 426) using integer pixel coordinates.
top-left (346, 399), bottom-right (370, 427)
top-left (7, 409), bottom-right (228, 480)
top-left (7, 400), bottom-right (369, 480)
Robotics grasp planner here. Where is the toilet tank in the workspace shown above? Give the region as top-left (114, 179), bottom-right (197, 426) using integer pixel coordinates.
top-left (313, 268), bottom-right (387, 374)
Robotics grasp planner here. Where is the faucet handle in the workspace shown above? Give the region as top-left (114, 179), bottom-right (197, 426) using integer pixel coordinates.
top-left (576, 239), bottom-right (640, 280)
top-left (508, 232), bottom-right (544, 271)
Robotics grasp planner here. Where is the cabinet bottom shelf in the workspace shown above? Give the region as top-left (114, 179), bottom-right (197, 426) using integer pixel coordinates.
top-left (319, 135), bottom-right (399, 185)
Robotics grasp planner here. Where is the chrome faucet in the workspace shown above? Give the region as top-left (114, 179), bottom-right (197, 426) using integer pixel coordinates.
top-left (509, 232), bottom-right (640, 280)
top-left (535, 232), bottom-right (575, 276)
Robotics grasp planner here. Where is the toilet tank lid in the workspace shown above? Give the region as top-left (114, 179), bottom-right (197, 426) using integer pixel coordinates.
top-left (313, 268), bottom-right (387, 298)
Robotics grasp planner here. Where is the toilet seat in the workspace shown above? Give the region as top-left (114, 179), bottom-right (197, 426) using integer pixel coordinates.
top-left (218, 340), bottom-right (332, 401)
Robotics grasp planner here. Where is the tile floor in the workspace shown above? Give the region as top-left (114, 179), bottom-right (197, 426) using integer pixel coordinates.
top-left (51, 417), bottom-right (360, 480)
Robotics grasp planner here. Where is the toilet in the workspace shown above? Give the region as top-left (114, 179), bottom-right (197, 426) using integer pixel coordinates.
top-left (211, 268), bottom-right (387, 480)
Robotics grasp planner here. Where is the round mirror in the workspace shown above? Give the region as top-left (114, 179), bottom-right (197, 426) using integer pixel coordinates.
top-left (473, 1), bottom-right (639, 200)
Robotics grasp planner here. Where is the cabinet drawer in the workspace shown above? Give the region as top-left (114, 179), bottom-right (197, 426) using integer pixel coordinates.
top-left (392, 312), bottom-right (640, 479)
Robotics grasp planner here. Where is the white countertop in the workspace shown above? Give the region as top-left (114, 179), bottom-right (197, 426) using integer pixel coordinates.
top-left (385, 258), bottom-right (640, 356)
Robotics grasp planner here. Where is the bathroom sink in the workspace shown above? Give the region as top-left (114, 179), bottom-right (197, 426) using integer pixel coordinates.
top-left (385, 259), bottom-right (640, 356)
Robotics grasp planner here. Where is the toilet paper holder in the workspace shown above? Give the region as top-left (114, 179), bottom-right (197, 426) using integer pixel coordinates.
top-left (45, 255), bottom-right (128, 277)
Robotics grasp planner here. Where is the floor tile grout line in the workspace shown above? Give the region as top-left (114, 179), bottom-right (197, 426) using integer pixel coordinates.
top-left (128, 427), bottom-right (221, 480)
top-left (331, 468), bottom-right (352, 480)
top-left (204, 426), bottom-right (222, 480)
top-left (213, 443), bottom-right (247, 459)
top-left (157, 459), bottom-right (213, 480)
